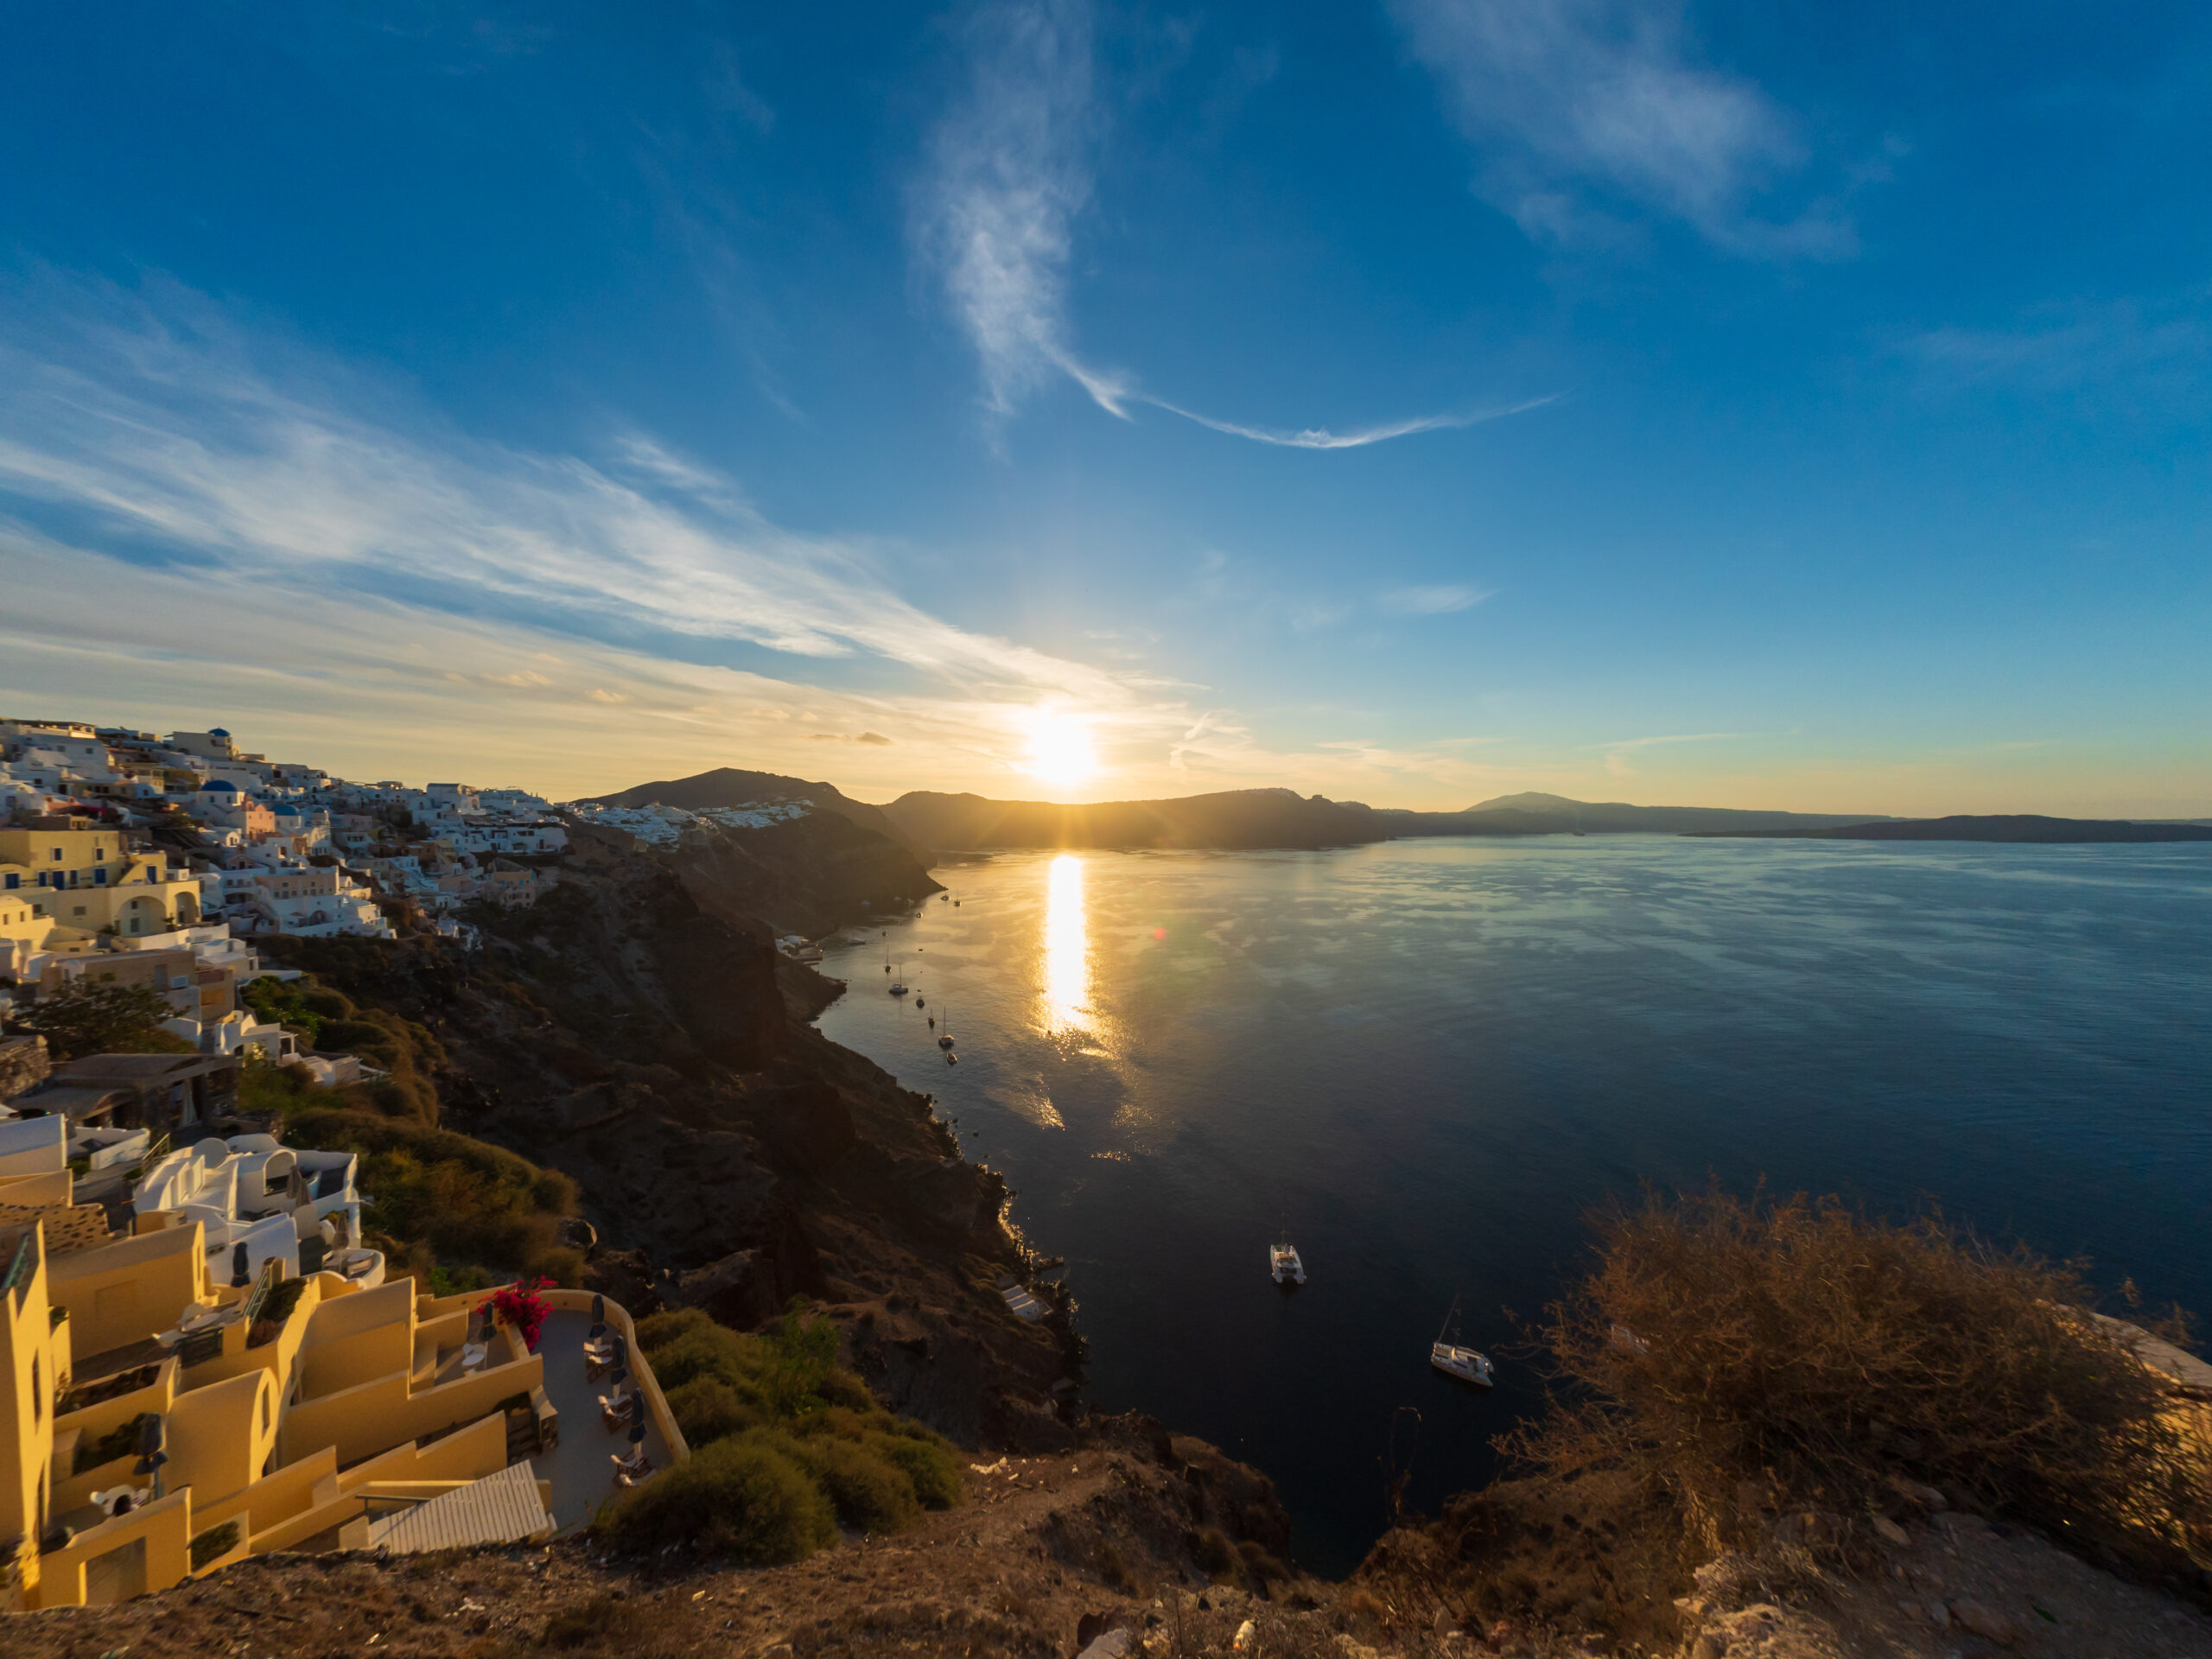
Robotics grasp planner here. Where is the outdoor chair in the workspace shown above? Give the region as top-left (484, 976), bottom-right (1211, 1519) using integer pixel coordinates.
top-left (597, 1389), bottom-right (634, 1432)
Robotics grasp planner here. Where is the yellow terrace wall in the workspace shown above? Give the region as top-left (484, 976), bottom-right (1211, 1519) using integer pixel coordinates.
top-left (1, 1225), bottom-right (60, 1567)
top-left (243, 1414), bottom-right (509, 1555)
top-left (0, 1171), bottom-right (75, 1207)
top-left (281, 1347), bottom-right (543, 1471)
top-left (166, 1369), bottom-right (277, 1515)
top-left (48, 1224), bottom-right (207, 1359)
top-left (298, 1279), bottom-right (413, 1399)
top-left (187, 1269), bottom-right (327, 1392)
top-left (26, 1487), bottom-right (192, 1610)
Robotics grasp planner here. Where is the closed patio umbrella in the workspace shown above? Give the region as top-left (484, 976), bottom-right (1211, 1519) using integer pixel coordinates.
top-left (628, 1392), bottom-right (647, 1446)
top-left (135, 1414), bottom-right (168, 1497)
top-left (610, 1331), bottom-right (629, 1386)
top-left (230, 1240), bottom-right (251, 1287)
top-left (588, 1294), bottom-right (606, 1339)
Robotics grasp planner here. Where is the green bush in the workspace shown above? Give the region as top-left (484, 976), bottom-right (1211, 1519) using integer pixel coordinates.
top-left (779, 1430), bottom-right (921, 1534)
top-left (598, 1436), bottom-right (836, 1562)
top-left (74, 1412), bottom-right (155, 1474)
top-left (619, 1301), bottom-right (964, 1546)
top-left (880, 1433), bottom-right (963, 1510)
top-left (666, 1376), bottom-right (758, 1446)
top-left (188, 1519), bottom-right (241, 1571)
top-left (20, 980), bottom-right (189, 1060)
top-left (282, 1107), bottom-right (582, 1287)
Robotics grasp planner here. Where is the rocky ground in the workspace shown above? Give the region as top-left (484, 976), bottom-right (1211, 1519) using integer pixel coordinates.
top-left (14, 1419), bottom-right (2208, 1659)
top-left (1671, 1509), bottom-right (2212, 1659)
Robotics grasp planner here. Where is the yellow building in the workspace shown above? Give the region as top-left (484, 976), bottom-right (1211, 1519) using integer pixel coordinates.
top-left (0, 1125), bottom-right (683, 1611)
top-left (0, 828), bottom-right (202, 950)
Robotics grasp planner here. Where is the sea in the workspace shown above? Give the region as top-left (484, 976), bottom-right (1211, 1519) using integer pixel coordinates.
top-left (812, 836), bottom-right (2212, 1573)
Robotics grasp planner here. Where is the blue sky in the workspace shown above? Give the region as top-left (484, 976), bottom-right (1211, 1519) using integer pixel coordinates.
top-left (1, 3), bottom-right (2206, 812)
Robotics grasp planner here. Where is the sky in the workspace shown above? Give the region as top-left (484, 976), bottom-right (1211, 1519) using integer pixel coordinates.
top-left (1, 3), bottom-right (2207, 815)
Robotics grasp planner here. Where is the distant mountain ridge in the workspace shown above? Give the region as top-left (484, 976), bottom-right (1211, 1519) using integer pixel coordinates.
top-left (1430, 793), bottom-right (1900, 836)
top-left (1693, 814), bottom-right (2212, 844)
top-left (588, 771), bottom-right (2202, 856)
top-left (880, 788), bottom-right (1381, 852)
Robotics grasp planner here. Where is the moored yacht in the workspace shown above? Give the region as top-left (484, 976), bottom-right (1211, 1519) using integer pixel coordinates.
top-left (1270, 1239), bottom-right (1306, 1286)
top-left (1430, 1294), bottom-right (1493, 1388)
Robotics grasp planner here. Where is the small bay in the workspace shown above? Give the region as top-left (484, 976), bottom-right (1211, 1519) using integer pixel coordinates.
top-left (816, 836), bottom-right (2212, 1573)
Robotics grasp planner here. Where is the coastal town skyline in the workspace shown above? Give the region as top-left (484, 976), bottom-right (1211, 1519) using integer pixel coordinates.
top-left (3, 6), bottom-right (2209, 816)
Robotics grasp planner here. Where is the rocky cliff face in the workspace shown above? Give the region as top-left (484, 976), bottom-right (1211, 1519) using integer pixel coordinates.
top-left (272, 821), bottom-right (1065, 1449)
top-left (660, 811), bottom-right (940, 938)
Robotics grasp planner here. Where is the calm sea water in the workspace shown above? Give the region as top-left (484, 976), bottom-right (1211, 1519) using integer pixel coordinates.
top-left (814, 836), bottom-right (2212, 1573)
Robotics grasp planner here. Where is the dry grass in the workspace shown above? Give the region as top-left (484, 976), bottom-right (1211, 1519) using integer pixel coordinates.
top-left (1503, 1187), bottom-right (2212, 1577)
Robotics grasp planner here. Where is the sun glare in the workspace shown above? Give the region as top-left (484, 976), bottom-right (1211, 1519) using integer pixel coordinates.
top-left (1025, 709), bottom-right (1098, 789)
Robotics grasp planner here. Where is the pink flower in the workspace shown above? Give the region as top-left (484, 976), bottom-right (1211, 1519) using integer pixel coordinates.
top-left (485, 1276), bottom-right (553, 1352)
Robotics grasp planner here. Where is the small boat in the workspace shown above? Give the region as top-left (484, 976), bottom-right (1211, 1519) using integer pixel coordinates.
top-left (938, 1007), bottom-right (955, 1051)
top-left (889, 961), bottom-right (908, 996)
top-left (1430, 1294), bottom-right (1493, 1388)
top-left (1269, 1239), bottom-right (1306, 1287)
top-left (944, 1050), bottom-right (958, 1065)
top-left (915, 995), bottom-right (925, 1009)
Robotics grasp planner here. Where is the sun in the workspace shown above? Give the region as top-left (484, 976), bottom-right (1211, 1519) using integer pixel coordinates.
top-left (1025, 709), bottom-right (1098, 789)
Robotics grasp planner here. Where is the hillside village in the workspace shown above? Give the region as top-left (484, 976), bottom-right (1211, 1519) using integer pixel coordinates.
top-left (0, 716), bottom-right (627, 1061)
top-left (0, 716), bottom-right (711, 1613)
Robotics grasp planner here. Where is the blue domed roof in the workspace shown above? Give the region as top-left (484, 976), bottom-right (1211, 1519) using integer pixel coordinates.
top-left (209, 728), bottom-right (230, 737)
top-left (202, 779), bottom-right (239, 792)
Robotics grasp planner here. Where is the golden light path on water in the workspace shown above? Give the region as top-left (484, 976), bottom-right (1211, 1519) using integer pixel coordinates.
top-left (1040, 852), bottom-right (1093, 1039)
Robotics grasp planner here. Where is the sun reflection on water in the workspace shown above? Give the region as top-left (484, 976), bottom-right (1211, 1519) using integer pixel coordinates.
top-left (1041, 853), bottom-right (1092, 1037)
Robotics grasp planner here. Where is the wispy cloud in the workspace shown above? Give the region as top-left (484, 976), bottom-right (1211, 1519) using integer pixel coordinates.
top-left (916, 0), bottom-right (1115, 424)
top-left (0, 276), bottom-right (1130, 706)
top-left (1893, 294), bottom-right (2210, 405)
top-left (1387, 0), bottom-right (1852, 258)
top-left (917, 0), bottom-right (1546, 448)
top-left (1378, 583), bottom-right (1490, 615)
top-left (1143, 393), bottom-right (1558, 449)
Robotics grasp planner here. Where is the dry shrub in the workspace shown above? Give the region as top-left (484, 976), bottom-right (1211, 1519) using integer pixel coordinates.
top-left (1193, 1525), bottom-right (1239, 1579)
top-left (1505, 1187), bottom-right (2212, 1573)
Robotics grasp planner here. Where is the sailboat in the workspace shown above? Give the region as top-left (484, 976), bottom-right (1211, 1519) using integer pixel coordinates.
top-left (938, 1007), bottom-right (955, 1051)
top-left (888, 960), bottom-right (908, 996)
top-left (1430, 1294), bottom-right (1493, 1388)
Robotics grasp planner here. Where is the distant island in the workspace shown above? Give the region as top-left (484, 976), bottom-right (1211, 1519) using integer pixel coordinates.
top-left (1691, 814), bottom-right (2212, 844)
top-left (590, 773), bottom-right (2211, 854)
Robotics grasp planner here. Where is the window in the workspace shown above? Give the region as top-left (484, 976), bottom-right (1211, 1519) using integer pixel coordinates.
top-left (50, 847), bottom-right (62, 861)
top-left (3, 874), bottom-right (15, 889)
top-left (30, 1357), bottom-right (39, 1421)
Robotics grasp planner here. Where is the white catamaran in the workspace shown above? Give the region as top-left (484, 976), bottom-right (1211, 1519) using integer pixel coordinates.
top-left (1430, 1294), bottom-right (1493, 1388)
top-left (1270, 1238), bottom-right (1306, 1286)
